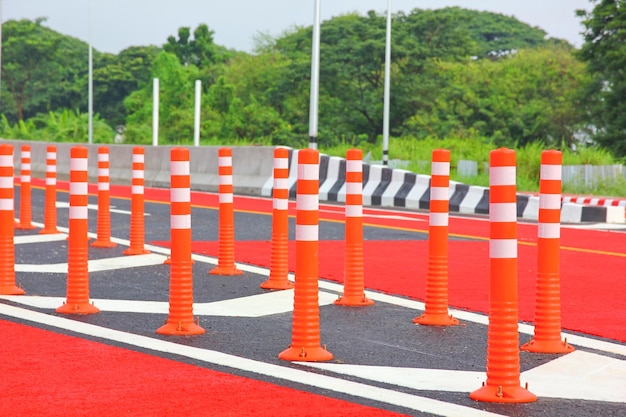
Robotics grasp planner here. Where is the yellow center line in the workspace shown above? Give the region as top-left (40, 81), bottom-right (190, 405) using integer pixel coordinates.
top-left (46, 186), bottom-right (626, 258)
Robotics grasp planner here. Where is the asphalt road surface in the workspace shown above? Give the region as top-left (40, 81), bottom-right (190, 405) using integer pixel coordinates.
top-left (1, 184), bottom-right (625, 417)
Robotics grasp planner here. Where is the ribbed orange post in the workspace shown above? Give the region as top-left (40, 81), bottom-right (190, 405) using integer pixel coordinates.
top-left (157, 148), bottom-right (205, 335)
top-left (16, 145), bottom-right (36, 230)
top-left (123, 147), bottom-right (150, 255)
top-left (335, 149), bottom-right (373, 306)
top-left (279, 148), bottom-right (333, 362)
top-left (521, 150), bottom-right (574, 354)
top-left (39, 145), bottom-right (60, 234)
top-left (56, 146), bottom-right (99, 315)
top-left (209, 147), bottom-right (242, 275)
top-left (91, 147), bottom-right (117, 248)
top-left (260, 147), bottom-right (293, 290)
top-left (0, 144), bottom-right (25, 295)
top-left (414, 149), bottom-right (458, 325)
top-left (470, 148), bottom-right (535, 403)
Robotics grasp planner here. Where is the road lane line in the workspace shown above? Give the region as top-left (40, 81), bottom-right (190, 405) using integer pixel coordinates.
top-left (22, 221), bottom-right (626, 356)
top-left (1, 290), bottom-right (337, 318)
top-left (0, 303), bottom-right (508, 417)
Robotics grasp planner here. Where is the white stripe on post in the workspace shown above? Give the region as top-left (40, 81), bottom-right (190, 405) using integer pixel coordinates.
top-left (489, 203), bottom-right (518, 222)
top-left (170, 188), bottom-right (191, 203)
top-left (296, 194), bottom-right (319, 211)
top-left (490, 239), bottom-right (518, 258)
top-left (431, 161), bottom-right (450, 176)
top-left (298, 164), bottom-right (319, 181)
top-left (345, 205), bottom-right (363, 218)
top-left (296, 224), bottom-right (318, 241)
top-left (489, 166), bottom-right (516, 186)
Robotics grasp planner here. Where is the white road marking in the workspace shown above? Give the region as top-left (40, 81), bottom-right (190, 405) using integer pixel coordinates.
top-left (299, 351), bottom-right (626, 403)
top-left (564, 223), bottom-right (626, 231)
top-left (0, 290), bottom-right (337, 317)
top-left (234, 262), bottom-right (626, 357)
top-left (16, 221), bottom-right (626, 358)
top-left (14, 234), bottom-right (67, 244)
top-left (193, 290), bottom-right (337, 317)
top-left (318, 207), bottom-right (428, 222)
top-left (55, 201), bottom-right (150, 216)
top-left (364, 213), bottom-right (426, 222)
top-left (3, 218), bottom-right (625, 412)
top-left (0, 303), bottom-right (508, 417)
top-left (299, 363), bottom-right (483, 392)
top-left (16, 253), bottom-right (168, 274)
top-left (521, 351), bottom-right (626, 403)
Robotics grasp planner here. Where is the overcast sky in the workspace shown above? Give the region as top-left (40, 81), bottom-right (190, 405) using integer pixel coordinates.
top-left (3, 0), bottom-right (593, 54)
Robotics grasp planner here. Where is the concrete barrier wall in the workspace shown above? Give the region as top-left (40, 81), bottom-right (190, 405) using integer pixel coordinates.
top-left (2, 139), bottom-right (623, 224)
top-left (2, 139), bottom-right (275, 196)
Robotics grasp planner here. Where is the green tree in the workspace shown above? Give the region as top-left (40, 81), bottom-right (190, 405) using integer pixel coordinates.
top-left (576, 0), bottom-right (626, 157)
top-left (1, 18), bottom-right (88, 122)
top-left (0, 109), bottom-right (114, 142)
top-left (93, 45), bottom-right (160, 127)
top-left (164, 24), bottom-right (220, 68)
top-left (403, 46), bottom-right (589, 147)
top-left (124, 51), bottom-right (199, 143)
top-left (447, 7), bottom-right (567, 57)
top-left (268, 7), bottom-right (564, 147)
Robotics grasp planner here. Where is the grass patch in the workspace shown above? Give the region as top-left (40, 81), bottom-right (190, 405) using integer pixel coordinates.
top-left (321, 137), bottom-right (625, 197)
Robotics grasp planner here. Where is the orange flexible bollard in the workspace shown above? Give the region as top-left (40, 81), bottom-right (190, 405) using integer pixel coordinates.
top-left (16, 145), bottom-right (36, 230)
top-left (279, 149), bottom-right (333, 362)
top-left (56, 146), bottom-right (99, 315)
top-left (209, 147), bottom-right (242, 275)
top-left (91, 147), bottom-right (117, 248)
top-left (39, 145), bottom-right (61, 234)
top-left (123, 147), bottom-right (150, 255)
top-left (260, 147), bottom-right (293, 290)
top-left (414, 149), bottom-right (458, 325)
top-left (335, 149), bottom-right (373, 306)
top-left (157, 148), bottom-right (205, 335)
top-left (0, 144), bottom-right (25, 295)
top-left (521, 150), bottom-right (574, 354)
top-left (470, 148), bottom-right (535, 403)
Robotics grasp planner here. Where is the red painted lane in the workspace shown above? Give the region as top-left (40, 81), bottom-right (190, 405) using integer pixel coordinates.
top-left (36, 179), bottom-right (626, 341)
top-left (0, 320), bottom-right (409, 417)
top-left (153, 238), bottom-right (626, 343)
top-left (43, 178), bottom-right (626, 248)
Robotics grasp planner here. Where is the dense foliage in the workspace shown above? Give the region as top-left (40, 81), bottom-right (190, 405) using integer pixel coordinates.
top-left (576, 0), bottom-right (626, 157)
top-left (0, 6), bottom-right (622, 160)
top-left (1, 19), bottom-right (88, 122)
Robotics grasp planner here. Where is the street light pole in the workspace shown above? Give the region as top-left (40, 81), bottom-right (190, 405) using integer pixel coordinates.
top-left (88, 0), bottom-right (93, 145)
top-left (1, 0), bottom-right (3, 110)
top-left (382, 0), bottom-right (392, 166)
top-left (308, 0), bottom-right (321, 150)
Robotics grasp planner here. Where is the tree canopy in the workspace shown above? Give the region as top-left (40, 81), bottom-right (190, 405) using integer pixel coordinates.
top-left (0, 7), bottom-right (606, 158)
top-left (576, 0), bottom-right (626, 157)
top-left (1, 18), bottom-right (88, 122)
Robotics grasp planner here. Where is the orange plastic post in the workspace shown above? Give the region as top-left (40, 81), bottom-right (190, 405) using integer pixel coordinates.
top-left (521, 150), bottom-right (574, 354)
top-left (209, 147), bottom-right (242, 275)
top-left (157, 148), bottom-right (205, 335)
top-left (15, 145), bottom-right (36, 230)
top-left (91, 147), bottom-right (117, 248)
top-left (279, 148), bottom-right (333, 362)
top-left (470, 148), bottom-right (535, 403)
top-left (0, 144), bottom-right (25, 295)
top-left (335, 149), bottom-right (373, 306)
top-left (123, 147), bottom-right (150, 255)
top-left (260, 147), bottom-right (294, 290)
top-left (39, 145), bottom-right (61, 234)
top-left (56, 146), bottom-right (99, 315)
top-left (414, 149), bottom-right (458, 325)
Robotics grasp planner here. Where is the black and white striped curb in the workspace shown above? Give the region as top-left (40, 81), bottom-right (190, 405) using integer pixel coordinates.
top-left (261, 150), bottom-right (625, 224)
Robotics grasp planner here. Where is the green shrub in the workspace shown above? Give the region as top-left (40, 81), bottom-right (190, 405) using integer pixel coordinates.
top-left (321, 136), bottom-right (624, 197)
